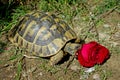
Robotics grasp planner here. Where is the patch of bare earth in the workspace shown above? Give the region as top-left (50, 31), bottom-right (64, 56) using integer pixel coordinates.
top-left (98, 10), bottom-right (120, 80)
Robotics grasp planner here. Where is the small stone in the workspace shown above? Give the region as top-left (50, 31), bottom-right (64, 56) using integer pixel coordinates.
top-left (80, 74), bottom-right (89, 80)
top-left (93, 73), bottom-right (101, 80)
top-left (103, 24), bottom-right (110, 28)
top-left (99, 33), bottom-right (110, 40)
top-left (117, 23), bottom-right (120, 29)
top-left (70, 65), bottom-right (80, 71)
top-left (84, 67), bottom-right (95, 73)
top-left (110, 42), bottom-right (119, 47)
top-left (113, 32), bottom-right (120, 39)
top-left (39, 72), bottom-right (43, 76)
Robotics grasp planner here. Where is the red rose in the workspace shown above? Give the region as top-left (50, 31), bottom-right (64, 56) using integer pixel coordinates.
top-left (76, 41), bottom-right (110, 67)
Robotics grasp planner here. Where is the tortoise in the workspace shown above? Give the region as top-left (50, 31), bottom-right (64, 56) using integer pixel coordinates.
top-left (9, 11), bottom-right (81, 65)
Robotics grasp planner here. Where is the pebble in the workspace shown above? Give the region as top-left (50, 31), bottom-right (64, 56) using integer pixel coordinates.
top-left (103, 24), bottom-right (110, 28)
top-left (70, 65), bottom-right (80, 71)
top-left (93, 73), bottom-right (101, 80)
top-left (80, 74), bottom-right (89, 80)
top-left (84, 67), bottom-right (95, 73)
top-left (39, 72), bottom-right (43, 76)
top-left (117, 23), bottom-right (120, 29)
top-left (99, 33), bottom-right (110, 40)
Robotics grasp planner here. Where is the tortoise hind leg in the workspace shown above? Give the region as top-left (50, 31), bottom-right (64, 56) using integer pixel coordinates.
top-left (49, 50), bottom-right (65, 65)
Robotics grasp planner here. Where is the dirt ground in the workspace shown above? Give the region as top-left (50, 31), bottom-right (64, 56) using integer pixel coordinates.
top-left (0, 8), bottom-right (120, 80)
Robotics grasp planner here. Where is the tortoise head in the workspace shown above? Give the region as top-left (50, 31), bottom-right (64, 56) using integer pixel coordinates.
top-left (64, 42), bottom-right (81, 55)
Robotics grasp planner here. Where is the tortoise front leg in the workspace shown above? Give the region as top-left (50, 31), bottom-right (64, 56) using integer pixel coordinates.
top-left (76, 37), bottom-right (81, 43)
top-left (49, 50), bottom-right (65, 65)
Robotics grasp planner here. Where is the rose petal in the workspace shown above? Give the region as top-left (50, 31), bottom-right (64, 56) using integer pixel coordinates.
top-left (97, 45), bottom-right (109, 64)
top-left (78, 53), bottom-right (96, 67)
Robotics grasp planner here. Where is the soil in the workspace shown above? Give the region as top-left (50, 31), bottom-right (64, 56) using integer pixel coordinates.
top-left (0, 8), bottom-right (120, 80)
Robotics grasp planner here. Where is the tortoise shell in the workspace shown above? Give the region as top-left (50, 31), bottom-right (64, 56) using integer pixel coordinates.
top-left (9, 11), bottom-right (77, 57)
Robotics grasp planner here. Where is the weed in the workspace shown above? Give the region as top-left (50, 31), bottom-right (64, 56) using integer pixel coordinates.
top-left (39, 61), bottom-right (60, 74)
top-left (101, 70), bottom-right (112, 80)
top-left (8, 53), bottom-right (22, 61)
top-left (94, 0), bottom-right (119, 16)
top-left (15, 61), bottom-right (22, 80)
